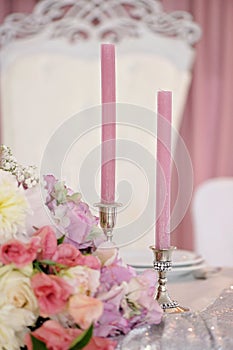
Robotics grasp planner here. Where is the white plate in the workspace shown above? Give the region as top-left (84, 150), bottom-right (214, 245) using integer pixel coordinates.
top-left (119, 249), bottom-right (204, 268)
top-left (169, 262), bottom-right (207, 278)
top-left (135, 262), bottom-right (207, 278)
top-left (172, 250), bottom-right (204, 267)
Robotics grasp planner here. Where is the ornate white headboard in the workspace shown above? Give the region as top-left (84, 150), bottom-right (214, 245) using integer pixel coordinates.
top-left (0, 0), bottom-right (200, 46)
top-left (0, 0), bottom-right (201, 162)
top-left (0, 0), bottom-right (201, 253)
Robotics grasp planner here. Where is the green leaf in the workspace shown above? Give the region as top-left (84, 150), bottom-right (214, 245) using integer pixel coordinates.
top-left (57, 235), bottom-right (65, 245)
top-left (38, 260), bottom-right (67, 269)
top-left (67, 192), bottom-right (82, 203)
top-left (31, 335), bottom-right (47, 350)
top-left (69, 324), bottom-right (93, 350)
top-left (33, 261), bottom-right (43, 272)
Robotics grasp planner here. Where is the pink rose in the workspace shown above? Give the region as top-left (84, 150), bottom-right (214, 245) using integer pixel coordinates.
top-left (34, 226), bottom-right (57, 260)
top-left (84, 337), bottom-right (116, 350)
top-left (25, 320), bottom-right (82, 350)
top-left (77, 254), bottom-right (101, 270)
top-left (0, 237), bottom-right (40, 267)
top-left (31, 273), bottom-right (73, 316)
top-left (52, 243), bottom-right (82, 267)
top-left (68, 294), bottom-right (103, 329)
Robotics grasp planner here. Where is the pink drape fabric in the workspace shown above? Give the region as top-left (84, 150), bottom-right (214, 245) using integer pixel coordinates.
top-left (163, 0), bottom-right (233, 250)
top-left (0, 0), bottom-right (37, 23)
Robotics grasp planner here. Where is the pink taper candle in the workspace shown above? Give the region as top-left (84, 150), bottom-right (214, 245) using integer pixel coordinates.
top-left (101, 44), bottom-right (116, 203)
top-left (156, 91), bottom-right (172, 249)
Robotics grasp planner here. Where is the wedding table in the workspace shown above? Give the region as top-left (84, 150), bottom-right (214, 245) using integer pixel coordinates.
top-left (117, 267), bottom-right (233, 349)
top-left (169, 266), bottom-right (233, 311)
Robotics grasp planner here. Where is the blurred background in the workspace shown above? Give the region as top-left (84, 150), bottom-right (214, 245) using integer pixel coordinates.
top-left (0, 0), bottom-right (232, 264)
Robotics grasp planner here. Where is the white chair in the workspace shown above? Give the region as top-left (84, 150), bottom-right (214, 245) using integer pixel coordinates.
top-left (0, 0), bottom-right (201, 257)
top-left (0, 0), bottom-right (201, 166)
top-left (192, 177), bottom-right (233, 266)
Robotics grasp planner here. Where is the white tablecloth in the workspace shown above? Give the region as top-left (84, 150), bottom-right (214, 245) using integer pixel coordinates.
top-left (168, 267), bottom-right (233, 311)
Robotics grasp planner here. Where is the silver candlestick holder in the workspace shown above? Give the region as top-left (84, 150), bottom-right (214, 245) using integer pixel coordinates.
top-left (150, 246), bottom-right (189, 313)
top-left (94, 202), bottom-right (122, 247)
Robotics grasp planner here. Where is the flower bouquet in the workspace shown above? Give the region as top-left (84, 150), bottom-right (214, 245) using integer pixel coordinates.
top-left (0, 145), bottom-right (162, 350)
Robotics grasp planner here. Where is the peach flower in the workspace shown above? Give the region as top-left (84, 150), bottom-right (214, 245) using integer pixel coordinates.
top-left (68, 294), bottom-right (103, 329)
top-left (94, 247), bottom-right (117, 267)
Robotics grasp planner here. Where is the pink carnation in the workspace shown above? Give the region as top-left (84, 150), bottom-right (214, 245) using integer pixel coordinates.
top-left (77, 254), bottom-right (101, 270)
top-left (25, 320), bottom-right (82, 350)
top-left (52, 243), bottom-right (82, 267)
top-left (31, 272), bottom-right (73, 316)
top-left (25, 320), bottom-right (116, 350)
top-left (0, 237), bottom-right (40, 267)
top-left (34, 226), bottom-right (57, 260)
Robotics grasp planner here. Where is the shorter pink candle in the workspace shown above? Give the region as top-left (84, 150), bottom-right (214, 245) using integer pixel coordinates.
top-left (101, 44), bottom-right (116, 203)
top-left (156, 91), bottom-right (172, 249)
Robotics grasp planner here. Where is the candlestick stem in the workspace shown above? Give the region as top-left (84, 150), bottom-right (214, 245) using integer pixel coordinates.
top-left (150, 246), bottom-right (189, 313)
top-left (94, 202), bottom-right (122, 247)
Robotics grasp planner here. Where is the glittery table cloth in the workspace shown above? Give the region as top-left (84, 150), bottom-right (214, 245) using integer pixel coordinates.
top-left (117, 268), bottom-right (233, 349)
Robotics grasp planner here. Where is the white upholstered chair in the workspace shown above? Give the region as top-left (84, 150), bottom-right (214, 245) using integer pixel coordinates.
top-left (192, 177), bottom-right (233, 267)
top-left (0, 0), bottom-right (201, 256)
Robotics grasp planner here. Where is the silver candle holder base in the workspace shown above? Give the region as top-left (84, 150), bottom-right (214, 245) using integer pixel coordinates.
top-left (150, 246), bottom-right (189, 314)
top-left (94, 202), bottom-right (122, 247)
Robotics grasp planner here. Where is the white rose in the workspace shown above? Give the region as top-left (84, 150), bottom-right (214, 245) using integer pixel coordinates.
top-left (0, 265), bottom-right (38, 314)
top-left (60, 266), bottom-right (100, 296)
top-left (0, 304), bottom-right (36, 350)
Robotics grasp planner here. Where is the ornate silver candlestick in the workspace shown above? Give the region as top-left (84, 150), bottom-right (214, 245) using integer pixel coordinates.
top-left (94, 202), bottom-right (122, 246)
top-left (150, 246), bottom-right (189, 313)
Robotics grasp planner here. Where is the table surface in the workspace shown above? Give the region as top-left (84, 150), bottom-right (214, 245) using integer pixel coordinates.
top-left (117, 267), bottom-right (233, 349)
top-left (168, 266), bottom-right (233, 312)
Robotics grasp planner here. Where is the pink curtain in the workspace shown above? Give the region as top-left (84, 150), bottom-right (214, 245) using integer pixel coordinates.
top-left (0, 0), bottom-right (37, 23)
top-left (163, 0), bottom-right (233, 250)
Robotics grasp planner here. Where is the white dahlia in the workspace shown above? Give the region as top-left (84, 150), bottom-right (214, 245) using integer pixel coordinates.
top-left (0, 170), bottom-right (29, 242)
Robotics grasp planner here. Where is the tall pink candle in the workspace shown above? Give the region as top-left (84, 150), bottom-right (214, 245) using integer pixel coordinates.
top-left (101, 43), bottom-right (116, 203)
top-left (156, 91), bottom-right (172, 249)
